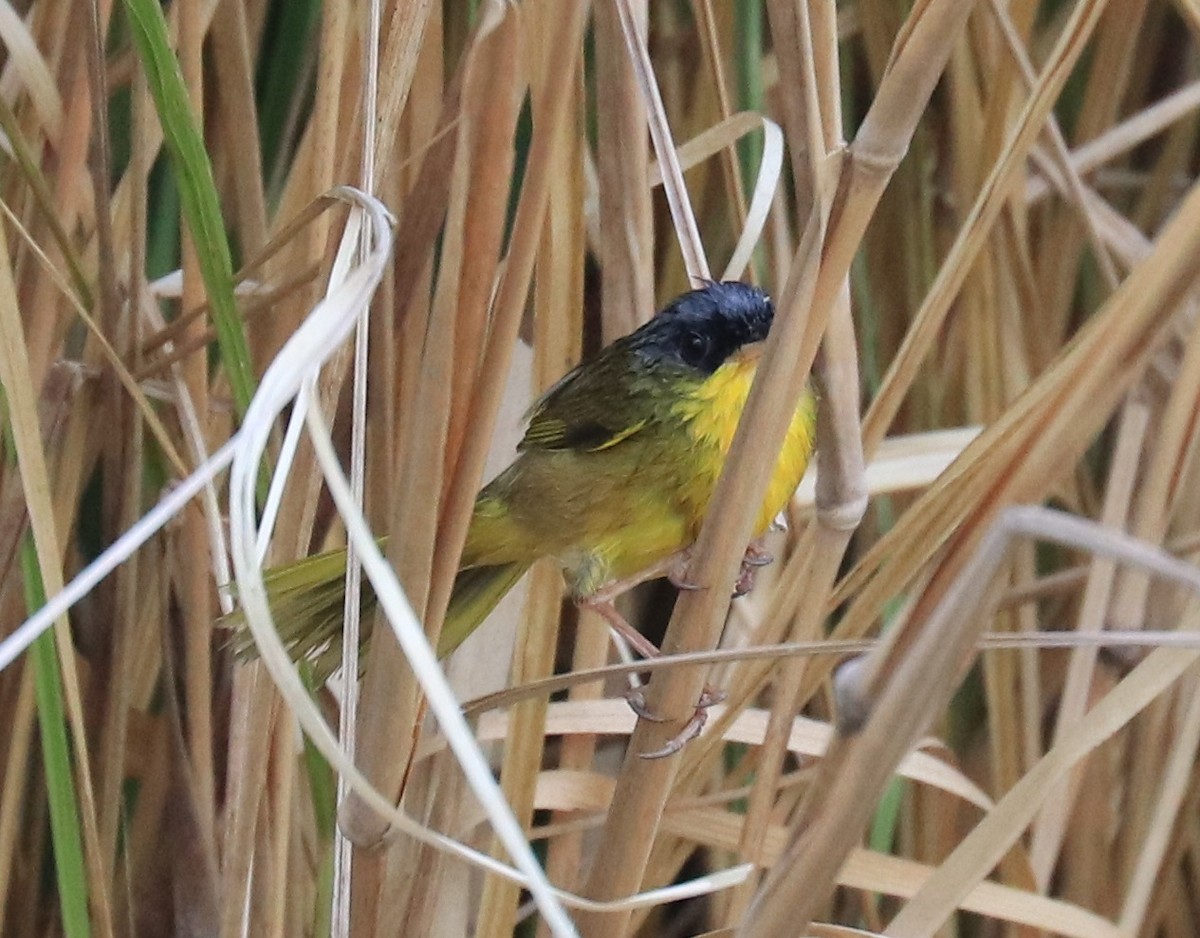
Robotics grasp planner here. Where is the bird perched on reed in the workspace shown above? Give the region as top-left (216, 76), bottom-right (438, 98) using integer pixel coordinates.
top-left (235, 280), bottom-right (816, 756)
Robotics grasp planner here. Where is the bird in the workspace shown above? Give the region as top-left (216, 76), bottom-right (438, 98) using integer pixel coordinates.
top-left (238, 280), bottom-right (817, 756)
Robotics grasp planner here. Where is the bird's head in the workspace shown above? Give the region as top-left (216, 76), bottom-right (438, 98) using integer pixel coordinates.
top-left (629, 281), bottom-right (774, 374)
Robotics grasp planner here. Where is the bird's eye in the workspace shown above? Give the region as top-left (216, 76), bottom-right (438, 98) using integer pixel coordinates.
top-left (680, 331), bottom-right (710, 367)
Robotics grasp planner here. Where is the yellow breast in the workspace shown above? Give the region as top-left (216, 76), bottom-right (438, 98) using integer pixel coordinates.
top-left (671, 358), bottom-right (817, 536)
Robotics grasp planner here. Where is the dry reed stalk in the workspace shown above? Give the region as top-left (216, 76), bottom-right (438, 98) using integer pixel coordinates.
top-left (723, 307), bottom-right (866, 927)
top-left (1101, 350), bottom-right (1200, 930)
top-left (595, 0), bottom-right (654, 339)
top-left (580, 1), bottom-right (973, 931)
top-left (347, 2), bottom-right (589, 929)
top-left (834, 154), bottom-right (1200, 691)
top-left (744, 0), bottom-right (1128, 930)
top-left (887, 621), bottom-right (1200, 934)
top-left (844, 130), bottom-right (1200, 938)
top-left (439, 7), bottom-right (524, 494)
top-left (614, 0), bottom-right (708, 284)
top-left (336, 6), bottom-right (492, 850)
top-left (862, 0), bottom-right (1111, 455)
top-left (9, 0), bottom-right (1200, 934)
top-left (1026, 79), bottom-right (1200, 204)
top-left (340, 11), bottom-right (446, 930)
top-left (577, 205), bottom-right (825, 934)
top-left (987, 0), bottom-right (1122, 295)
top-left (749, 509), bottom-right (1199, 936)
top-left (1041, 1), bottom-right (1148, 323)
top-left (688, 3), bottom-right (863, 926)
top-left (87, 0), bottom-right (143, 897)
top-left (1029, 397), bottom-right (1151, 883)
top-left (477, 11), bottom-right (586, 932)
top-left (208, 0), bottom-right (268, 260)
top-left (691, 0), bottom-right (751, 266)
top-left (176, 0), bottom-right (218, 894)
top-left (0, 210), bottom-right (113, 934)
top-left (422, 0), bottom-right (588, 695)
top-left (475, 560), bottom-right (561, 937)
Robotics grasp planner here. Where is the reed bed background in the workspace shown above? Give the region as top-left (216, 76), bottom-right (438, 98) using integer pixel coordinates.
top-left (3, 0), bottom-right (1200, 935)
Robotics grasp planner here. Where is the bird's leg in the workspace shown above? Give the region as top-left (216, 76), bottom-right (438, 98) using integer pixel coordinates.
top-left (585, 550), bottom-right (698, 603)
top-left (734, 538), bottom-right (775, 597)
top-left (576, 567), bottom-right (727, 760)
top-left (576, 591), bottom-right (664, 661)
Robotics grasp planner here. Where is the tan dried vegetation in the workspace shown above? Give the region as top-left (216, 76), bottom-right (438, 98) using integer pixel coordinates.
top-left (1, 0), bottom-right (1200, 936)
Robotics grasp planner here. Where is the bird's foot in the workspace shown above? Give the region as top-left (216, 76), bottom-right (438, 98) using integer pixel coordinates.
top-left (734, 542), bottom-right (775, 597)
top-left (579, 558), bottom-right (732, 758)
top-left (662, 541), bottom-right (776, 598)
top-left (622, 685), bottom-right (662, 722)
top-left (667, 549), bottom-right (702, 592)
top-left (632, 686), bottom-right (728, 760)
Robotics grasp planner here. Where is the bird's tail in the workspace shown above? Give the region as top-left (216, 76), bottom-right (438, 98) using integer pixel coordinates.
top-left (227, 543), bottom-right (376, 683)
top-left (438, 561), bottom-right (531, 657)
top-left (225, 543), bottom-right (529, 681)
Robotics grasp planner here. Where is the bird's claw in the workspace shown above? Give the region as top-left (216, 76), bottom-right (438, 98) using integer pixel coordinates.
top-left (734, 544), bottom-right (775, 597)
top-left (742, 545), bottom-right (775, 567)
top-left (625, 686), bottom-right (728, 759)
top-left (623, 687), bottom-right (667, 722)
top-left (667, 552), bottom-right (702, 592)
top-left (639, 715), bottom-right (706, 759)
top-left (733, 569), bottom-right (756, 598)
top-left (669, 544), bottom-right (776, 597)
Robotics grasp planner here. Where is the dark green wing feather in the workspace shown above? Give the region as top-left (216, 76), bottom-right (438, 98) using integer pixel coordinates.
top-left (519, 346), bottom-right (651, 452)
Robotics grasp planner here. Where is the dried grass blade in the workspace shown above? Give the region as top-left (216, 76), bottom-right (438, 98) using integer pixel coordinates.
top-left (832, 168), bottom-right (1200, 655)
top-left (228, 190), bottom-right (579, 936)
top-left (653, 806), bottom-right (1121, 937)
top-left (885, 635), bottom-right (1200, 935)
top-left (1028, 398), bottom-right (1149, 883)
top-left (1117, 674), bottom-right (1200, 932)
top-left (342, 1), bottom-right (530, 852)
top-left (862, 0), bottom-right (1111, 454)
top-left (0, 1), bottom-right (62, 138)
top-left (613, 0), bottom-right (709, 282)
top-left (1026, 79), bottom-right (1200, 203)
top-left (645, 111), bottom-right (782, 281)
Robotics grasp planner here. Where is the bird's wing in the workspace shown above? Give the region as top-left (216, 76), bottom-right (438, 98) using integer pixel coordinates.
top-left (519, 352), bottom-right (648, 453)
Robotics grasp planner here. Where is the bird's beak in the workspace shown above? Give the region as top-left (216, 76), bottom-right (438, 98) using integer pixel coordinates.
top-left (733, 340), bottom-right (766, 364)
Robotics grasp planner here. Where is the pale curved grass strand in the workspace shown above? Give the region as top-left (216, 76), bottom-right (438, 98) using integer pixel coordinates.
top-left (256, 209), bottom-right (365, 560)
top-left (723, 117), bottom-right (783, 280)
top-left (642, 111), bottom-right (784, 283)
top-left (613, 0), bottom-right (708, 281)
top-left (450, 701), bottom-right (995, 811)
top-left (0, 437), bottom-right (238, 674)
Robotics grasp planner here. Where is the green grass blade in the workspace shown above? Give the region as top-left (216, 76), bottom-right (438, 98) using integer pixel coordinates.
top-left (23, 538), bottom-right (90, 938)
top-left (255, 0), bottom-right (322, 201)
top-left (121, 0), bottom-right (256, 417)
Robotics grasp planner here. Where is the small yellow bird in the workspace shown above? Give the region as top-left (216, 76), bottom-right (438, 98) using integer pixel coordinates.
top-left (245, 281), bottom-right (816, 750)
